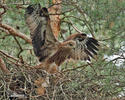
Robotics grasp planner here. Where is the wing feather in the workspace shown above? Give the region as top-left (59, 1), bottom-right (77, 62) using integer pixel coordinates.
top-left (25, 4), bottom-right (59, 62)
top-left (65, 33), bottom-right (99, 61)
top-left (87, 44), bottom-right (97, 55)
top-left (32, 22), bottom-right (46, 56)
top-left (47, 47), bottom-right (72, 66)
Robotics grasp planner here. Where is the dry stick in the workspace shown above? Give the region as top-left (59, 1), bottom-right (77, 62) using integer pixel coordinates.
top-left (0, 27), bottom-right (9, 34)
top-left (0, 51), bottom-right (22, 67)
top-left (62, 63), bottom-right (90, 73)
top-left (0, 50), bottom-right (31, 68)
top-left (0, 23), bottom-right (32, 44)
top-left (69, 20), bottom-right (83, 33)
top-left (13, 36), bottom-right (23, 58)
top-left (0, 50), bottom-right (19, 61)
top-left (60, 84), bottom-right (68, 100)
top-left (0, 58), bottom-right (10, 74)
top-left (61, 20), bottom-right (83, 34)
top-left (103, 57), bottom-right (125, 68)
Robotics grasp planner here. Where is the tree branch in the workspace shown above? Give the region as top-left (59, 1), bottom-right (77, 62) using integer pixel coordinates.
top-left (0, 23), bottom-right (32, 44)
top-left (62, 63), bottom-right (90, 73)
top-left (68, 1), bottom-right (95, 38)
top-left (0, 50), bottom-right (31, 68)
top-left (0, 50), bottom-right (19, 61)
top-left (0, 5), bottom-right (6, 16)
top-left (0, 58), bottom-right (10, 74)
top-left (0, 5), bottom-right (7, 22)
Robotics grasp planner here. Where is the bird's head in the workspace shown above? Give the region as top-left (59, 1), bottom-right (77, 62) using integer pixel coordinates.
top-left (39, 7), bottom-right (49, 17)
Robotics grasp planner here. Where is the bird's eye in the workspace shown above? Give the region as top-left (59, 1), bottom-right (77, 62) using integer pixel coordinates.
top-left (69, 43), bottom-right (73, 46)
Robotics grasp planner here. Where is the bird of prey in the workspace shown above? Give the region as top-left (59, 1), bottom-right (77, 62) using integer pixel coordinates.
top-left (25, 4), bottom-right (99, 74)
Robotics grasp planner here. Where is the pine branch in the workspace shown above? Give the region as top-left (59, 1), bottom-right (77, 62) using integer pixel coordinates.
top-left (0, 23), bottom-right (32, 44)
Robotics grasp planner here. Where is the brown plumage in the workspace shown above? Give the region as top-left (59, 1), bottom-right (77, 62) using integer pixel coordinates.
top-left (25, 4), bottom-right (99, 74)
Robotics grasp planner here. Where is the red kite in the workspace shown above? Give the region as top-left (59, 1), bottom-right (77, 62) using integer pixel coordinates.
top-left (25, 4), bottom-right (99, 74)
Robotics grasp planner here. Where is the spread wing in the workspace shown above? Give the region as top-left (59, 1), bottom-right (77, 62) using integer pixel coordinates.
top-left (65, 33), bottom-right (99, 61)
top-left (25, 4), bottom-right (59, 62)
top-left (46, 33), bottom-right (99, 67)
top-left (47, 46), bottom-right (72, 66)
top-left (25, 4), bottom-right (99, 70)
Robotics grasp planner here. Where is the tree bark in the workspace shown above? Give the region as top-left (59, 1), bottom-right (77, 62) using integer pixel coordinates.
top-left (48, 0), bottom-right (62, 39)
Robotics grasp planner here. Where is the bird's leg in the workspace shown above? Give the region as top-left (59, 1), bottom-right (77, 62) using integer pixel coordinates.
top-left (46, 63), bottom-right (58, 74)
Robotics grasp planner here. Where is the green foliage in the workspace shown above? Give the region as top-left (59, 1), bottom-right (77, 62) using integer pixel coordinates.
top-left (0, 0), bottom-right (125, 99)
